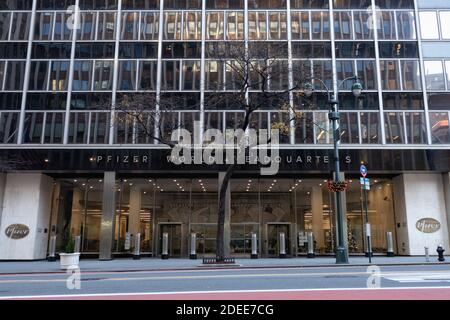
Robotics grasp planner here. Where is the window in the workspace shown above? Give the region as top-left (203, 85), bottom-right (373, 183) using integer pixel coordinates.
top-left (207, 12), bottom-right (224, 40)
top-left (164, 12), bottom-right (182, 40)
top-left (54, 12), bottom-right (73, 40)
top-left (440, 12), bottom-right (450, 39)
top-left (334, 11), bottom-right (352, 40)
top-left (34, 12), bottom-right (54, 41)
top-left (268, 12), bottom-right (287, 40)
top-left (430, 112), bottom-right (450, 144)
top-left (357, 60), bottom-right (377, 90)
top-left (118, 61), bottom-right (137, 90)
top-left (291, 11), bottom-right (309, 40)
top-left (380, 60), bottom-right (399, 90)
top-left (90, 112), bottom-right (110, 144)
top-left (353, 11), bottom-right (372, 39)
top-left (50, 61), bottom-right (69, 91)
top-left (0, 61), bottom-right (5, 90)
top-left (121, 12), bottom-right (139, 40)
top-left (73, 61), bottom-right (93, 91)
top-left (360, 112), bottom-right (381, 144)
top-left (340, 112), bottom-right (359, 144)
top-left (311, 11), bottom-right (329, 39)
top-left (78, 12), bottom-right (96, 40)
top-left (424, 61), bottom-right (445, 91)
top-left (5, 61), bottom-right (26, 91)
top-left (0, 12), bottom-right (12, 40)
top-left (161, 60), bottom-right (180, 90)
top-left (405, 112), bottom-right (426, 144)
top-left (94, 61), bottom-right (114, 91)
top-left (29, 61), bottom-right (50, 91)
top-left (226, 12), bottom-right (244, 40)
top-left (205, 60), bottom-right (224, 91)
top-left (0, 112), bottom-right (19, 144)
top-left (10, 12), bottom-right (32, 40)
top-left (43, 112), bottom-right (64, 144)
top-left (419, 12), bottom-right (439, 40)
top-left (68, 112), bottom-right (88, 144)
top-left (446, 61), bottom-right (450, 90)
top-left (182, 61), bottom-right (201, 90)
top-left (396, 12), bottom-right (416, 40)
top-left (378, 11), bottom-right (396, 40)
top-left (141, 12), bottom-right (159, 40)
top-left (401, 60), bottom-right (421, 90)
top-left (97, 12), bottom-right (116, 40)
top-left (249, 12), bottom-right (267, 40)
top-left (184, 12), bottom-right (202, 40)
top-left (139, 61), bottom-right (157, 90)
top-left (384, 112), bottom-right (405, 144)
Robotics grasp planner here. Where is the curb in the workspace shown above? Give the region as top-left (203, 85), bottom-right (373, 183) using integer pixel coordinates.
top-left (0, 261), bottom-right (449, 276)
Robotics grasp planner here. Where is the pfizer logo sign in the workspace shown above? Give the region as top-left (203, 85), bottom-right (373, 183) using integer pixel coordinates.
top-left (416, 218), bottom-right (441, 234)
top-left (5, 224), bottom-right (30, 239)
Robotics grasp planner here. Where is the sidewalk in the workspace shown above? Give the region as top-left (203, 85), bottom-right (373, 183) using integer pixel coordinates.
top-left (0, 256), bottom-right (448, 274)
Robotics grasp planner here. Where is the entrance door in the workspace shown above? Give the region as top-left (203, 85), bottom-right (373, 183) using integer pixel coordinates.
top-left (159, 224), bottom-right (182, 257)
top-left (267, 224), bottom-right (290, 257)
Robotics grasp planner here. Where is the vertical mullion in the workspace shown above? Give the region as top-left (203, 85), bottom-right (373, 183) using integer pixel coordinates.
top-left (154, 0), bottom-right (164, 143)
top-left (62, 0), bottom-right (80, 144)
top-left (109, 0), bottom-right (123, 145)
top-left (17, 0), bottom-right (38, 145)
top-left (414, 0), bottom-right (433, 145)
top-left (372, 0), bottom-right (387, 145)
top-left (286, 0), bottom-right (295, 144)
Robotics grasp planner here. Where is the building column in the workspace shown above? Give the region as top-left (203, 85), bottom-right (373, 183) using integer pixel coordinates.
top-left (312, 186), bottom-right (325, 249)
top-left (442, 173), bottom-right (450, 251)
top-left (128, 185), bottom-right (141, 244)
top-left (99, 172), bottom-right (116, 260)
top-left (218, 172), bottom-right (231, 257)
top-left (393, 174), bottom-right (450, 256)
top-left (0, 173), bottom-right (53, 260)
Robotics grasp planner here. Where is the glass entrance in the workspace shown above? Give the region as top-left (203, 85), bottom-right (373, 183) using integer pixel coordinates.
top-left (267, 224), bottom-right (290, 257)
top-left (159, 224), bottom-right (182, 257)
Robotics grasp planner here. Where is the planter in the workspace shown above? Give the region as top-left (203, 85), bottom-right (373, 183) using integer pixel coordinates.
top-left (59, 253), bottom-right (80, 270)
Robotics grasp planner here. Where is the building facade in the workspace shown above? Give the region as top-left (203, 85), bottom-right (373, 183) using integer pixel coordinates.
top-left (0, 0), bottom-right (450, 260)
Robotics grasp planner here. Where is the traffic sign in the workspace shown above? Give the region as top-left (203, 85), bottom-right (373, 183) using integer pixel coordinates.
top-left (360, 165), bottom-right (368, 177)
top-left (360, 178), bottom-right (371, 190)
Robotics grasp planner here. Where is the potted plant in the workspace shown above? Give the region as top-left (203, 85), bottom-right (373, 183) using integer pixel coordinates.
top-left (59, 238), bottom-right (80, 270)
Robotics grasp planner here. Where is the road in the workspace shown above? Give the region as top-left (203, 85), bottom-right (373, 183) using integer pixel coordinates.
top-left (1, 265), bottom-right (450, 300)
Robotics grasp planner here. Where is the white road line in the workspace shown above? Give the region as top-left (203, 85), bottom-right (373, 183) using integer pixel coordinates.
top-left (2, 286), bottom-right (450, 300)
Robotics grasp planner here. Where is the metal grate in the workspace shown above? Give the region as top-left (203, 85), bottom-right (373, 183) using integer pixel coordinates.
top-left (202, 257), bottom-right (235, 264)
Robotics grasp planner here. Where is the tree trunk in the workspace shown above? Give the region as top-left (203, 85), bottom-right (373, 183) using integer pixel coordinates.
top-left (216, 165), bottom-right (235, 261)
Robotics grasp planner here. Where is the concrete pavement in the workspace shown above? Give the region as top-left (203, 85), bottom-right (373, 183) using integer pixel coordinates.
top-left (0, 256), bottom-right (448, 275)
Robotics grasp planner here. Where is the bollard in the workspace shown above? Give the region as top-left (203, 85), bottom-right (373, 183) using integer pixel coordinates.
top-left (161, 232), bottom-right (169, 260)
top-left (251, 233), bottom-right (258, 259)
top-left (437, 245), bottom-right (445, 262)
top-left (190, 233), bottom-right (197, 260)
top-left (47, 235), bottom-right (57, 262)
top-left (279, 232), bottom-right (287, 259)
top-left (307, 232), bottom-right (315, 258)
top-left (386, 232), bottom-right (394, 257)
top-left (425, 247), bottom-right (430, 262)
top-left (133, 233), bottom-right (141, 260)
top-left (74, 235), bottom-right (81, 253)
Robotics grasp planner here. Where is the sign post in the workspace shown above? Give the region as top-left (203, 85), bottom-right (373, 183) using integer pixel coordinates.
top-left (360, 165), bottom-right (372, 263)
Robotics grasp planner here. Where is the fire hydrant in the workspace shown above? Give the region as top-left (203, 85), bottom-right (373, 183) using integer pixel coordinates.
top-left (437, 245), bottom-right (445, 262)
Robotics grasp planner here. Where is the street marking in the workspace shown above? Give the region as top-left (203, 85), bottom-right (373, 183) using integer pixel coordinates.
top-left (2, 286), bottom-right (450, 300)
top-left (1, 270), bottom-right (450, 285)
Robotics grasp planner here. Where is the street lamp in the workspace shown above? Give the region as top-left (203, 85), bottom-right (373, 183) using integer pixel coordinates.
top-left (302, 76), bottom-right (363, 264)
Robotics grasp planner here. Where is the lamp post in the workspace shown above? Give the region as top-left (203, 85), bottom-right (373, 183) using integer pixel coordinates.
top-left (303, 76), bottom-right (363, 265)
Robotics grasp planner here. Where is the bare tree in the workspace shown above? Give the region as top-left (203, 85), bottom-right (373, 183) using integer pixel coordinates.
top-left (114, 41), bottom-right (323, 261)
